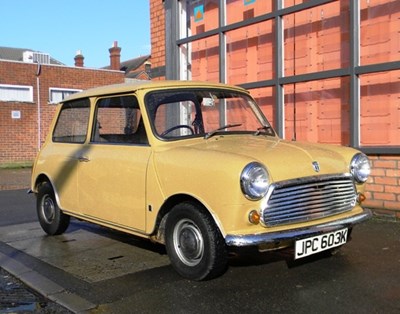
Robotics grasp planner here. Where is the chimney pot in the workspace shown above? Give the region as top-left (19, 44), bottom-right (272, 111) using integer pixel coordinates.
top-left (74, 50), bottom-right (84, 67)
top-left (109, 41), bottom-right (121, 70)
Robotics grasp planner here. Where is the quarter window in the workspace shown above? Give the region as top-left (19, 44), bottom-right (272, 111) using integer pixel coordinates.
top-left (52, 99), bottom-right (90, 143)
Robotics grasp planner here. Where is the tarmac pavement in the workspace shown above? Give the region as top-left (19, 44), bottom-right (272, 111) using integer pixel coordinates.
top-left (0, 167), bottom-right (32, 191)
top-left (0, 167), bottom-right (399, 313)
top-left (0, 167), bottom-right (73, 313)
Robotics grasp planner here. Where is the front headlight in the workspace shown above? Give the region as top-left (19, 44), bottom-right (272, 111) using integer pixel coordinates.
top-left (350, 153), bottom-right (371, 183)
top-left (241, 162), bottom-right (270, 200)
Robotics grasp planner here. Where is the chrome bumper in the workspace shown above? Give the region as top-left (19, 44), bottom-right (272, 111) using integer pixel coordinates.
top-left (225, 208), bottom-right (372, 247)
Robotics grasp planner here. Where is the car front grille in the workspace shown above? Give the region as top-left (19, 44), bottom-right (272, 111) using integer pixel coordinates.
top-left (261, 174), bottom-right (357, 227)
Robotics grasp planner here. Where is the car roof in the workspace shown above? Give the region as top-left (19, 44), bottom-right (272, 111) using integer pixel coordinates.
top-left (64, 80), bottom-right (249, 102)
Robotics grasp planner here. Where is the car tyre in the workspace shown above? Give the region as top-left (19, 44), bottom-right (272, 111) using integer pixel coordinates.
top-left (165, 202), bottom-right (228, 281)
top-left (37, 182), bottom-right (70, 235)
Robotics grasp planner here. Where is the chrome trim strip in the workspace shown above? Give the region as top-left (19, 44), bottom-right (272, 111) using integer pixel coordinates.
top-left (225, 208), bottom-right (372, 247)
top-left (268, 173), bottom-right (354, 189)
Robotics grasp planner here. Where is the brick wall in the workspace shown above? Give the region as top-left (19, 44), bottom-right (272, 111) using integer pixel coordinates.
top-left (150, 0), bottom-right (166, 80)
top-left (364, 155), bottom-right (400, 219)
top-left (0, 60), bottom-right (125, 165)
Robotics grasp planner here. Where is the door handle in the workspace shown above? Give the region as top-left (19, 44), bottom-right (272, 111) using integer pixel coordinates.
top-left (78, 156), bottom-right (90, 162)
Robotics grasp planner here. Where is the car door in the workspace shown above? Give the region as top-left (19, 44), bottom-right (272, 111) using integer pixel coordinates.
top-left (77, 95), bottom-right (151, 232)
top-left (50, 98), bottom-right (91, 212)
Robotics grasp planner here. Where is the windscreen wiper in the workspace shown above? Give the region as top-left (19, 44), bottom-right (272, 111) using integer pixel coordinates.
top-left (254, 125), bottom-right (274, 136)
top-left (204, 123), bottom-right (242, 139)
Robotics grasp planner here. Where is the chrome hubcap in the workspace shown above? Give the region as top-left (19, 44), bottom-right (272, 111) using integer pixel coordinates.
top-left (173, 219), bottom-right (204, 266)
top-left (41, 194), bottom-right (55, 224)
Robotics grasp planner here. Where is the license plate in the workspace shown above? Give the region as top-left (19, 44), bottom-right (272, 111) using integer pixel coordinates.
top-left (295, 228), bottom-right (348, 259)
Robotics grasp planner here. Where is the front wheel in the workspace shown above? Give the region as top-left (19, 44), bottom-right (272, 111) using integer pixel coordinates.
top-left (165, 202), bottom-right (228, 281)
top-left (36, 182), bottom-right (70, 235)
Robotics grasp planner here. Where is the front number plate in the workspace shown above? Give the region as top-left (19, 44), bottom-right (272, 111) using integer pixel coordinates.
top-left (295, 228), bottom-right (348, 259)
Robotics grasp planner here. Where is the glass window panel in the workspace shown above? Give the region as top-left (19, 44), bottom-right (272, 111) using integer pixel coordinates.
top-left (226, 0), bottom-right (273, 25)
top-left (249, 87), bottom-right (275, 128)
top-left (360, 70), bottom-right (400, 146)
top-left (0, 84), bottom-right (33, 102)
top-left (360, 0), bottom-right (400, 65)
top-left (226, 20), bottom-right (274, 85)
top-left (284, 2), bottom-right (350, 76)
top-left (185, 0), bottom-right (219, 38)
top-left (53, 99), bottom-right (90, 143)
top-left (49, 88), bottom-right (81, 104)
top-left (185, 35), bottom-right (220, 82)
top-left (145, 89), bottom-right (272, 140)
top-left (284, 78), bottom-right (350, 145)
top-left (92, 96), bottom-right (147, 145)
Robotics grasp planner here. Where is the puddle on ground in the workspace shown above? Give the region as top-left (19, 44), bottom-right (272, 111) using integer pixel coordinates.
top-left (0, 301), bottom-right (49, 313)
top-left (0, 268), bottom-right (56, 313)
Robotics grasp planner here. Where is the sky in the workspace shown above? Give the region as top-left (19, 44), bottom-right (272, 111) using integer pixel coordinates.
top-left (1, 0), bottom-right (150, 68)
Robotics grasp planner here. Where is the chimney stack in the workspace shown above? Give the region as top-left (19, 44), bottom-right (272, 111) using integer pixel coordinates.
top-left (74, 50), bottom-right (84, 67)
top-left (109, 41), bottom-right (121, 70)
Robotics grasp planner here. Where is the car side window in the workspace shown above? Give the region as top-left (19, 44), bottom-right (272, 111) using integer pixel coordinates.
top-left (53, 98), bottom-right (90, 143)
top-left (91, 95), bottom-right (148, 145)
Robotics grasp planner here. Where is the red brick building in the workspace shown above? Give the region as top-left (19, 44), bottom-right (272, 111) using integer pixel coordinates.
top-left (149, 0), bottom-right (400, 218)
top-left (150, 0), bottom-right (166, 80)
top-left (0, 47), bottom-right (125, 165)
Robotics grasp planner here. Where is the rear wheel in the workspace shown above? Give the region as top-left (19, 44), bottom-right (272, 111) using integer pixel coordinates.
top-left (36, 182), bottom-right (70, 235)
top-left (165, 202), bottom-right (228, 281)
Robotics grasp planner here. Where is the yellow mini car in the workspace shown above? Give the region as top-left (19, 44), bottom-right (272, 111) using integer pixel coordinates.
top-left (31, 80), bottom-right (371, 280)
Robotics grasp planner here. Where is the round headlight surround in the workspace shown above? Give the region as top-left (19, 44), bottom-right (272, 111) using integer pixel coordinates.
top-left (240, 162), bottom-right (270, 200)
top-left (350, 153), bottom-right (371, 183)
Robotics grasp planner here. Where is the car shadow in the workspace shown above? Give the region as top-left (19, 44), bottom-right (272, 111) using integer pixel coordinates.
top-left (227, 245), bottom-right (338, 269)
top-left (66, 218), bottom-right (338, 272)
top-left (66, 218), bottom-right (167, 255)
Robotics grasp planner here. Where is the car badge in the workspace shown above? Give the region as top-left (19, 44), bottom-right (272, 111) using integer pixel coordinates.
top-left (312, 161), bottom-right (320, 172)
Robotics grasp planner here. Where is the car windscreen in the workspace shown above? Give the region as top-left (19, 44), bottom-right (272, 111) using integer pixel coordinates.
top-left (145, 88), bottom-right (274, 140)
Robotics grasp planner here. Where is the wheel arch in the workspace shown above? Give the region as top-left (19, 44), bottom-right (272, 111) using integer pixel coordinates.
top-left (152, 193), bottom-right (224, 244)
top-left (34, 174), bottom-right (52, 191)
top-left (33, 174), bottom-right (61, 206)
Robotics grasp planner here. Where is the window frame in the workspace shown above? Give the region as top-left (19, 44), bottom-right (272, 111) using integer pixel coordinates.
top-left (52, 98), bottom-right (91, 144)
top-left (91, 94), bottom-right (148, 146)
top-left (0, 84), bottom-right (33, 102)
top-left (49, 87), bottom-right (82, 104)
